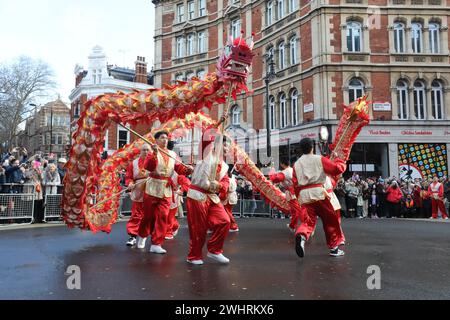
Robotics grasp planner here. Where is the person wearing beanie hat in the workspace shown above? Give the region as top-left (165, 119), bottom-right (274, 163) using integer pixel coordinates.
top-left (185, 126), bottom-right (231, 265)
top-left (136, 131), bottom-right (194, 254)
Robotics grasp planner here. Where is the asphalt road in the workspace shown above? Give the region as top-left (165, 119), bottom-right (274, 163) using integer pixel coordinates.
top-left (0, 217), bottom-right (449, 300)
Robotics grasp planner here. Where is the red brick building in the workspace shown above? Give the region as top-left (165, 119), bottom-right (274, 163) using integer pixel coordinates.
top-left (69, 46), bottom-right (154, 154)
top-left (153, 0), bottom-right (450, 179)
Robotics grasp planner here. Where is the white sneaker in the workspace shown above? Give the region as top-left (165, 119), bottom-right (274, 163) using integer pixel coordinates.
top-left (186, 259), bottom-right (204, 265)
top-left (126, 236), bottom-right (136, 246)
top-left (329, 247), bottom-right (345, 257)
top-left (286, 224), bottom-right (295, 233)
top-left (136, 236), bottom-right (147, 249)
top-left (165, 235), bottom-right (174, 240)
top-left (229, 228), bottom-right (239, 233)
top-left (149, 245), bottom-right (167, 254)
top-left (207, 252), bottom-right (230, 264)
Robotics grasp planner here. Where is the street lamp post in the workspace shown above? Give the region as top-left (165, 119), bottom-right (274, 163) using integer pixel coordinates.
top-left (49, 104), bottom-right (53, 156)
top-left (264, 51), bottom-right (276, 158)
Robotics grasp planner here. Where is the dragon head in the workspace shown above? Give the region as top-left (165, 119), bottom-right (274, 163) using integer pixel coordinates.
top-left (216, 35), bottom-right (254, 84)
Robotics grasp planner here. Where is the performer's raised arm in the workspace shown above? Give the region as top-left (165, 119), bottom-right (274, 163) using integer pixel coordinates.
top-left (321, 155), bottom-right (347, 177)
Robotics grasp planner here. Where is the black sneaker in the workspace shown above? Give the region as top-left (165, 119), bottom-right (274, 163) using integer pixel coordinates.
top-left (126, 236), bottom-right (136, 246)
top-left (295, 234), bottom-right (306, 258)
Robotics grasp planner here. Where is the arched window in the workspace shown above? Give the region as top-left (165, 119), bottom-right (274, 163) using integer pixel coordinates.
top-left (396, 80), bottom-right (409, 120)
top-left (277, 0), bottom-right (284, 20)
top-left (413, 80), bottom-right (426, 119)
top-left (187, 34), bottom-right (194, 55)
top-left (197, 69), bottom-right (206, 80)
top-left (348, 78), bottom-right (364, 103)
top-left (278, 41), bottom-right (285, 69)
top-left (289, 36), bottom-right (298, 65)
top-left (394, 22), bottom-right (405, 53)
top-left (266, 1), bottom-right (273, 26)
top-left (186, 71), bottom-right (195, 80)
top-left (411, 22), bottom-right (423, 53)
top-left (231, 105), bottom-right (241, 125)
top-left (431, 80), bottom-right (444, 120)
top-left (429, 23), bottom-right (440, 54)
top-left (279, 93), bottom-right (287, 128)
top-left (269, 96), bottom-right (276, 130)
top-left (290, 89), bottom-right (298, 126)
top-left (176, 36), bottom-right (184, 58)
top-left (347, 21), bottom-right (362, 52)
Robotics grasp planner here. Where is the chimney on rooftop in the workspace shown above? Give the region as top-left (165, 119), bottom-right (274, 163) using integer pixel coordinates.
top-left (134, 56), bottom-right (148, 84)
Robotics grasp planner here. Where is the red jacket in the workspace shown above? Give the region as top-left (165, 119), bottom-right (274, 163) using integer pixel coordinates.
top-left (386, 186), bottom-right (402, 203)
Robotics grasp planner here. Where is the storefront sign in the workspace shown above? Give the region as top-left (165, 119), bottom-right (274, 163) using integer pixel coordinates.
top-left (372, 102), bottom-right (391, 111)
top-left (303, 103), bottom-right (314, 113)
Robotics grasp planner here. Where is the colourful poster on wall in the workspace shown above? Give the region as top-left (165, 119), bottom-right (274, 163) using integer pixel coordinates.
top-left (398, 144), bottom-right (447, 180)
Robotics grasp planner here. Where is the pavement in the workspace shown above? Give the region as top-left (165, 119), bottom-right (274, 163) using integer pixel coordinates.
top-left (0, 217), bottom-right (450, 300)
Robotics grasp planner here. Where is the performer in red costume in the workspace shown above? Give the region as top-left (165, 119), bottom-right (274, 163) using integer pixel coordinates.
top-left (292, 138), bottom-right (347, 258)
top-left (136, 131), bottom-right (193, 254)
top-left (428, 176), bottom-right (449, 219)
top-left (186, 127), bottom-right (231, 265)
top-left (124, 144), bottom-right (151, 246)
top-left (269, 159), bottom-right (306, 232)
top-left (165, 141), bottom-right (191, 240)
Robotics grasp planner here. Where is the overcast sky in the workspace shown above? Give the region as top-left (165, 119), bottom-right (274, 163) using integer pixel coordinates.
top-left (0, 0), bottom-right (155, 103)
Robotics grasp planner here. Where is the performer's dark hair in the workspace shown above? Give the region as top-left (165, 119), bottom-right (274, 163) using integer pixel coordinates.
top-left (300, 138), bottom-right (314, 154)
top-left (154, 131), bottom-right (169, 140)
top-left (280, 158), bottom-right (290, 166)
top-left (167, 140), bottom-right (175, 150)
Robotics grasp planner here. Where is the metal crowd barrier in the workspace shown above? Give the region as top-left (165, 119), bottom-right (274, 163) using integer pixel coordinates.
top-left (44, 194), bottom-right (62, 222)
top-left (0, 184), bottom-right (35, 224)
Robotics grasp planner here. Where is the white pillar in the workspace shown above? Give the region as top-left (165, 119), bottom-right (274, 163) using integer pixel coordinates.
top-left (388, 143), bottom-right (399, 179)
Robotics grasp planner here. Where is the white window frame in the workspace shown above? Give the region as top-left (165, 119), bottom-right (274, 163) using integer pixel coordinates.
top-left (231, 105), bottom-right (240, 125)
top-left (188, 1), bottom-right (195, 20)
top-left (394, 22), bottom-right (405, 53)
top-left (177, 4), bottom-right (185, 23)
top-left (277, 0), bottom-right (284, 20)
top-left (198, 0), bottom-right (206, 17)
top-left (198, 31), bottom-right (206, 53)
top-left (431, 80), bottom-right (444, 120)
top-left (231, 19), bottom-right (241, 39)
top-left (267, 1), bottom-right (273, 26)
top-left (413, 81), bottom-right (426, 120)
top-left (289, 37), bottom-right (298, 65)
top-left (349, 78), bottom-right (364, 103)
top-left (429, 23), bottom-right (440, 54)
top-left (117, 126), bottom-right (130, 149)
top-left (187, 34), bottom-right (195, 55)
top-left (269, 96), bottom-right (276, 130)
top-left (396, 80), bottom-right (409, 120)
top-left (291, 89), bottom-right (298, 126)
top-left (280, 93), bottom-right (287, 128)
top-left (288, 0), bottom-right (296, 13)
top-left (278, 42), bottom-right (285, 69)
top-left (176, 36), bottom-right (184, 58)
top-left (411, 23), bottom-right (423, 53)
top-left (347, 21), bottom-right (362, 52)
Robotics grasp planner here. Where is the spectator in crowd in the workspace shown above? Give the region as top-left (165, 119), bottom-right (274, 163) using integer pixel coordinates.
top-left (5, 159), bottom-right (26, 193)
top-left (368, 183), bottom-right (379, 218)
top-left (345, 181), bottom-right (358, 218)
top-left (356, 182), bottom-right (364, 218)
top-left (376, 178), bottom-right (387, 218)
top-left (402, 193), bottom-right (416, 218)
top-left (413, 183), bottom-right (423, 218)
top-left (386, 180), bottom-right (402, 218)
top-left (0, 166), bottom-right (6, 193)
top-left (335, 178), bottom-right (347, 218)
top-left (57, 158), bottom-right (67, 193)
top-left (23, 165), bottom-right (44, 223)
top-left (42, 163), bottom-right (61, 195)
top-left (421, 181), bottom-right (432, 218)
